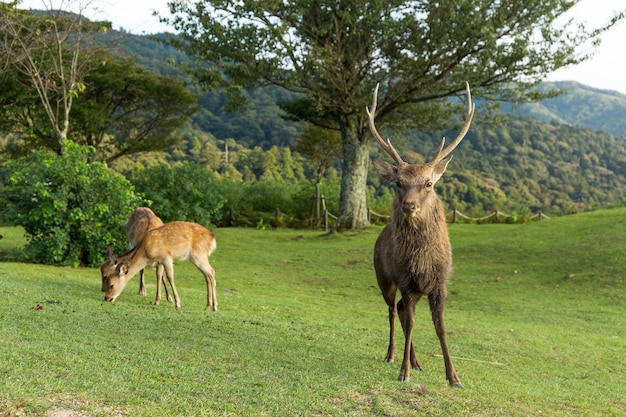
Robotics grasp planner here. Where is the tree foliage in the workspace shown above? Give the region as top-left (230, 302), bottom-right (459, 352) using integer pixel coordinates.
top-left (0, 142), bottom-right (144, 267)
top-left (128, 163), bottom-right (225, 226)
top-left (162, 0), bottom-right (624, 229)
top-left (0, 50), bottom-right (199, 161)
top-left (0, 1), bottom-right (110, 152)
top-left (72, 55), bottom-right (199, 163)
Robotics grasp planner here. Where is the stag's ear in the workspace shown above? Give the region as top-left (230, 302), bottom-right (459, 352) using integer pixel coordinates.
top-left (431, 156), bottom-right (452, 184)
top-left (373, 159), bottom-right (398, 183)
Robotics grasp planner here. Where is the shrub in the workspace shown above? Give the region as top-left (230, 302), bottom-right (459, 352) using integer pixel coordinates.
top-left (129, 162), bottom-right (225, 226)
top-left (0, 142), bottom-right (144, 266)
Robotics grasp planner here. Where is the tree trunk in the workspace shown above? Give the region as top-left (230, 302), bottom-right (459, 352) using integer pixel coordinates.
top-left (336, 119), bottom-right (370, 230)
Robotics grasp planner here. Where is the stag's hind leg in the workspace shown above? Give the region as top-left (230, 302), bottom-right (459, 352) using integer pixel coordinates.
top-left (428, 290), bottom-right (462, 388)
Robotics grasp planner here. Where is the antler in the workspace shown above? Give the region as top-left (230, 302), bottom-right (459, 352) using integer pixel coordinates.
top-left (429, 81), bottom-right (475, 165)
top-left (366, 83), bottom-right (405, 166)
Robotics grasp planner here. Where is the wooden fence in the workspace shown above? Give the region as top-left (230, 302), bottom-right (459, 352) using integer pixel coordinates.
top-left (225, 193), bottom-right (550, 231)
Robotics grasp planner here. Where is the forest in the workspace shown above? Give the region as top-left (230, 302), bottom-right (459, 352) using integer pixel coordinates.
top-left (2, 12), bottom-right (626, 266)
top-left (96, 30), bottom-right (626, 216)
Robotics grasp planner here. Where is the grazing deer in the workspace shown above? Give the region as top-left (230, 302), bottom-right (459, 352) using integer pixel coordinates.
top-left (125, 207), bottom-right (172, 304)
top-left (367, 82), bottom-right (475, 387)
top-left (101, 221), bottom-right (218, 311)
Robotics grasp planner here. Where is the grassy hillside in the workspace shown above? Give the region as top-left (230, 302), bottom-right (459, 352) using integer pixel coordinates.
top-left (0, 209), bottom-right (625, 416)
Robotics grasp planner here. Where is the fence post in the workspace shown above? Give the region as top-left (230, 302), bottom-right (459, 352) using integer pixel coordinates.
top-left (452, 207), bottom-right (457, 223)
top-left (323, 209), bottom-right (329, 232)
top-left (495, 209), bottom-right (499, 223)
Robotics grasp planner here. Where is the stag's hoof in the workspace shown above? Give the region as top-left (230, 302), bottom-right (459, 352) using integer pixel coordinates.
top-left (397, 375), bottom-right (410, 382)
top-left (451, 382), bottom-right (464, 389)
top-left (383, 358), bottom-right (394, 363)
top-left (411, 363), bottom-right (423, 371)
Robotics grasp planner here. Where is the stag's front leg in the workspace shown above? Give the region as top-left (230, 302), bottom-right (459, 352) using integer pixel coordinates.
top-left (397, 297), bottom-right (422, 372)
top-left (397, 295), bottom-right (420, 381)
top-left (385, 302), bottom-right (396, 362)
top-left (428, 291), bottom-right (462, 388)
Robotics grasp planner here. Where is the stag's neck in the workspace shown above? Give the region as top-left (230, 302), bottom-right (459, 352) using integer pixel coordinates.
top-left (390, 197), bottom-right (450, 258)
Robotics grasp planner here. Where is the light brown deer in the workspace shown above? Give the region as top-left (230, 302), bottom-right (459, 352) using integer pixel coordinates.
top-left (124, 207), bottom-right (172, 304)
top-left (101, 221), bottom-right (218, 311)
top-left (367, 82), bottom-right (474, 387)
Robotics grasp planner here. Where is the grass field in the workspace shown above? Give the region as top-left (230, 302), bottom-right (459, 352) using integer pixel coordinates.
top-left (0, 208), bottom-right (625, 416)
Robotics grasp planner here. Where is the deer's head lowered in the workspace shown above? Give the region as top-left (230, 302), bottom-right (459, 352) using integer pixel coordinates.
top-left (367, 82), bottom-right (475, 220)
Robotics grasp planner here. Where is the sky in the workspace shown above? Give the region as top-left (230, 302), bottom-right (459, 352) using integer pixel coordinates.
top-left (19, 0), bottom-right (626, 95)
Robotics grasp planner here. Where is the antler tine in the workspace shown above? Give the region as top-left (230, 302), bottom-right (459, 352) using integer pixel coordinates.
top-left (366, 83), bottom-right (405, 166)
top-left (429, 81), bottom-right (475, 164)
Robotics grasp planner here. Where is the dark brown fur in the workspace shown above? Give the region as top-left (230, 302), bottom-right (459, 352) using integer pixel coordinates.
top-left (368, 82), bottom-right (474, 386)
top-left (373, 159), bottom-right (460, 386)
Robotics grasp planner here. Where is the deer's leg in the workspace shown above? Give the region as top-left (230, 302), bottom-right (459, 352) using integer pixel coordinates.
top-left (397, 297), bottom-right (423, 371)
top-left (157, 264), bottom-right (173, 303)
top-left (428, 290), bottom-right (462, 388)
top-left (163, 261), bottom-right (181, 309)
top-left (154, 265), bottom-right (163, 305)
top-left (193, 257), bottom-right (217, 312)
top-left (397, 294), bottom-right (418, 382)
top-left (380, 286), bottom-right (397, 363)
top-left (138, 268), bottom-right (147, 296)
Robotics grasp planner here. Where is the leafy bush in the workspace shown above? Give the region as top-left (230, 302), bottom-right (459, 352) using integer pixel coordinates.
top-left (129, 162), bottom-right (225, 226)
top-left (0, 142), bottom-right (144, 266)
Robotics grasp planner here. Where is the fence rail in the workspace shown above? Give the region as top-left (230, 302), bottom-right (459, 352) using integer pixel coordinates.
top-left (225, 199), bottom-right (550, 231)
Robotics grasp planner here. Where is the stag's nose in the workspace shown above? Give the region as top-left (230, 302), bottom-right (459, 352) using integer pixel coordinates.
top-left (104, 296), bottom-right (114, 302)
top-left (402, 203), bottom-right (417, 214)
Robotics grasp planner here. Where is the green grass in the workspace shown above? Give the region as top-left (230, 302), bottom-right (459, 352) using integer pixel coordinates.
top-left (1, 208), bottom-right (625, 416)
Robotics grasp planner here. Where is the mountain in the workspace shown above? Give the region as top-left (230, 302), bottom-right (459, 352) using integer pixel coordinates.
top-left (109, 32), bottom-right (626, 214)
top-left (501, 81), bottom-right (626, 138)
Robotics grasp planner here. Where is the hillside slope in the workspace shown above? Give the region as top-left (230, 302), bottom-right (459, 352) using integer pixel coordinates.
top-left (502, 81), bottom-right (626, 138)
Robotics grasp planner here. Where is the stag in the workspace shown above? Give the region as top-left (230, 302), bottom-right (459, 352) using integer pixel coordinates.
top-left (125, 207), bottom-right (172, 304)
top-left (367, 82), bottom-right (474, 386)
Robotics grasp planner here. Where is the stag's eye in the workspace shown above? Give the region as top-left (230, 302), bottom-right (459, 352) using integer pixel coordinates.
top-left (425, 181), bottom-right (433, 189)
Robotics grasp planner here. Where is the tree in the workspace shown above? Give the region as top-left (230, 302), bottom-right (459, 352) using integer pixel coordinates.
top-left (0, 0), bottom-right (110, 154)
top-left (162, 0), bottom-right (623, 229)
top-left (70, 55), bottom-right (200, 163)
top-left (0, 53), bottom-right (199, 161)
top-left (296, 123), bottom-right (341, 222)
